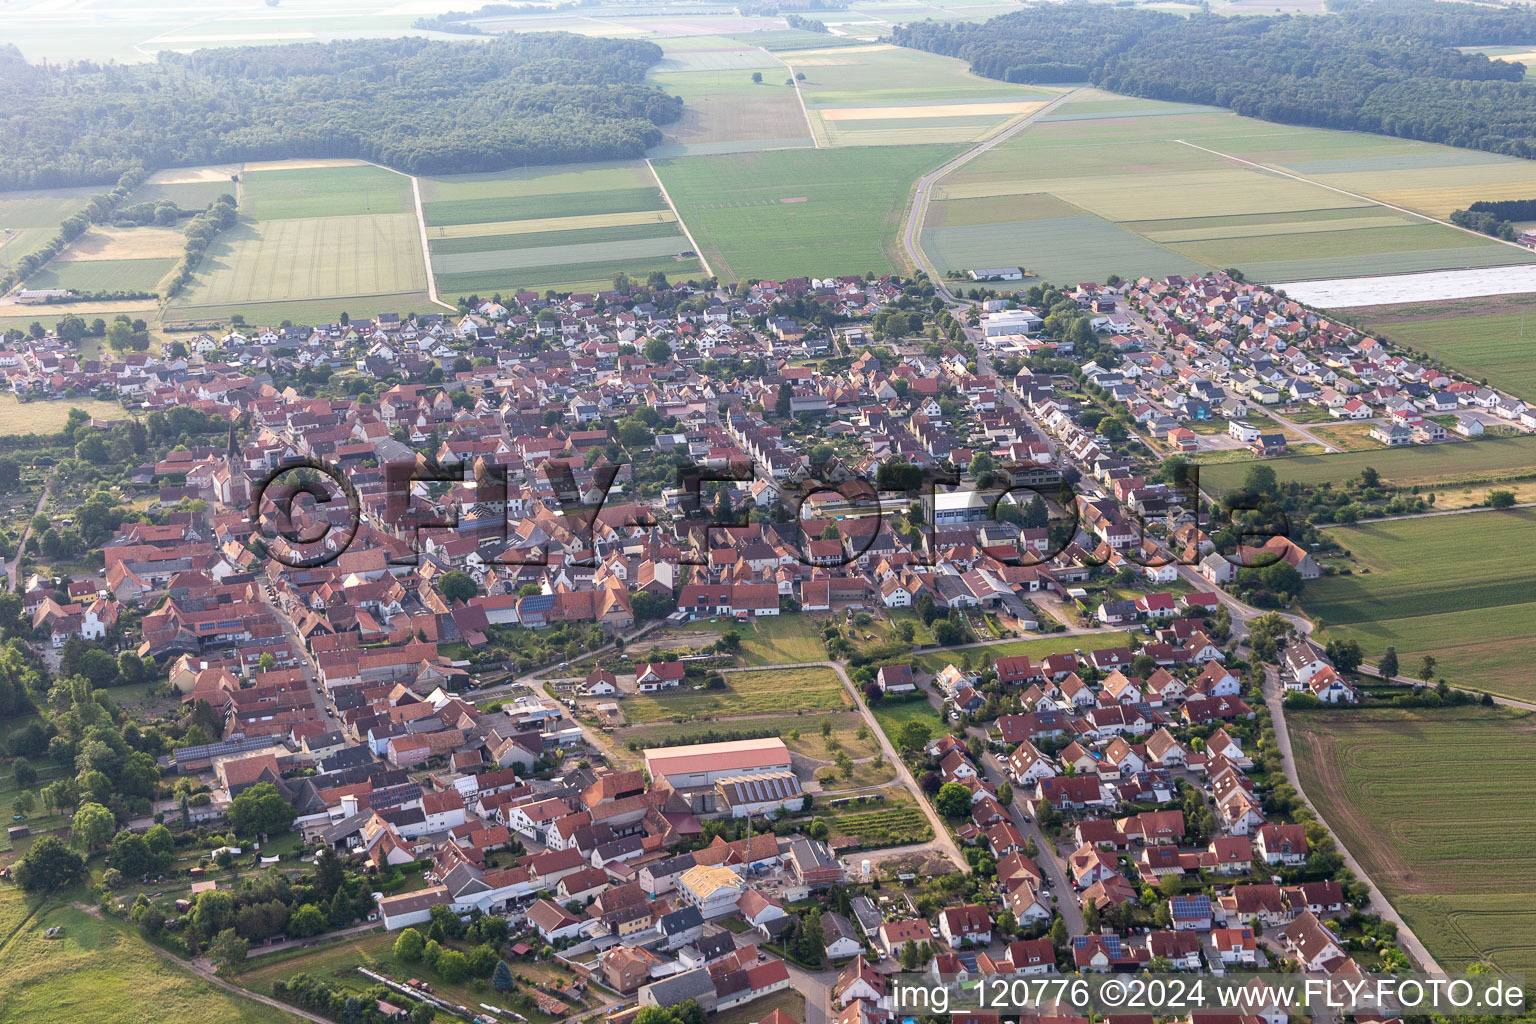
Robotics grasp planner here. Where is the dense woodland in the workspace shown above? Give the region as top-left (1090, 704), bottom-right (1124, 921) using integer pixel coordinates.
top-left (0, 33), bottom-right (682, 191)
top-left (893, 0), bottom-right (1536, 158)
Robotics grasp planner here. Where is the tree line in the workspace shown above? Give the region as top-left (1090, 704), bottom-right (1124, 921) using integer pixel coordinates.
top-left (891, 0), bottom-right (1536, 159)
top-left (0, 166), bottom-right (147, 294)
top-left (0, 33), bottom-right (683, 192)
top-left (165, 193), bottom-right (237, 297)
top-left (1449, 196), bottom-right (1536, 240)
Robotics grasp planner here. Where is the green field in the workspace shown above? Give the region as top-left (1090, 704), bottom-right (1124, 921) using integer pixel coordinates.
top-left (174, 212), bottom-right (426, 307)
top-left (924, 88), bottom-right (1536, 285)
top-left (1303, 509), bottom-right (1536, 700)
top-left (1290, 706), bottom-right (1536, 973)
top-left (422, 187), bottom-right (666, 227)
top-left (912, 630), bottom-right (1131, 675)
top-left (870, 697), bottom-right (943, 746)
top-left (622, 665), bottom-right (849, 723)
top-left (418, 163), bottom-right (698, 295)
top-left (0, 185), bottom-right (100, 274)
top-left (429, 220), bottom-right (681, 255)
top-left (646, 69), bottom-right (814, 157)
top-left (25, 257), bottom-right (176, 293)
top-left (655, 145), bottom-right (957, 281)
top-left (163, 291), bottom-right (433, 327)
top-left (1197, 435), bottom-right (1536, 492)
top-left (239, 164), bottom-right (410, 220)
top-left (0, 891), bottom-right (293, 1024)
top-left (1362, 303), bottom-right (1536, 404)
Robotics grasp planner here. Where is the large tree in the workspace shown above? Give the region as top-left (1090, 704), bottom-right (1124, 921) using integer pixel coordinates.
top-left (227, 782), bottom-right (295, 837)
top-left (13, 835), bottom-right (86, 892)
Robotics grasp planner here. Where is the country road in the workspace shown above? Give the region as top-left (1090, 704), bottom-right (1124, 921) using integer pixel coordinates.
top-left (900, 88), bottom-right (1084, 299)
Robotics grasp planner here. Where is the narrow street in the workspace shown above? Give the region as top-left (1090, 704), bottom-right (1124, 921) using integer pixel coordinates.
top-left (977, 750), bottom-right (1086, 936)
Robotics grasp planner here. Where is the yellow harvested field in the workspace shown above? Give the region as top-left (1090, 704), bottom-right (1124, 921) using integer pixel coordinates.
top-left (781, 55), bottom-right (863, 66)
top-left (784, 44), bottom-right (897, 57)
top-left (1490, 48), bottom-right (1536, 63)
top-left (241, 158), bottom-right (369, 172)
top-left (147, 166), bottom-right (240, 184)
top-left (820, 100), bottom-right (1046, 120)
top-left (0, 298), bottom-right (159, 316)
top-left (427, 209), bottom-right (677, 239)
top-left (1370, 183), bottom-right (1536, 219)
top-left (65, 226), bottom-right (187, 261)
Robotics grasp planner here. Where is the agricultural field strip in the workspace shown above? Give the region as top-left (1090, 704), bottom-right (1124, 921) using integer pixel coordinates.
top-left (422, 187), bottom-right (667, 227)
top-left (432, 235), bottom-right (691, 274)
top-left (428, 220), bottom-right (683, 255)
top-left (1198, 435), bottom-right (1536, 491)
top-left (427, 209), bottom-right (677, 241)
top-left (1290, 708), bottom-right (1536, 973)
top-left (1173, 139), bottom-right (1536, 270)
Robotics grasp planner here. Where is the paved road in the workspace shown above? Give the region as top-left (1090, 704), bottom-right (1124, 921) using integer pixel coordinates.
top-left (1259, 667), bottom-right (1443, 972)
top-left (785, 961), bottom-right (835, 1024)
top-left (900, 88), bottom-right (1084, 299)
top-left (258, 581), bottom-right (330, 719)
top-left (1263, 407), bottom-right (1340, 452)
top-left (978, 750), bottom-right (1086, 936)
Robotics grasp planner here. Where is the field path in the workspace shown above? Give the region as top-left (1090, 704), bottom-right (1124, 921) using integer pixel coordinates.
top-left (900, 87), bottom-right (1084, 299)
top-left (6, 476), bottom-right (51, 591)
top-left (646, 159), bottom-right (717, 281)
top-left (761, 48), bottom-right (820, 148)
top-left (1175, 140), bottom-right (1536, 262)
top-left (404, 172), bottom-right (456, 311)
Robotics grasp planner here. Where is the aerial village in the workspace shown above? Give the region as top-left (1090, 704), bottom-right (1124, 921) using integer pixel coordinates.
top-left (0, 267), bottom-right (1476, 1024)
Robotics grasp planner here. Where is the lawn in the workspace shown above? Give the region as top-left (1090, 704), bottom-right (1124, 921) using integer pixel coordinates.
top-left (711, 988), bottom-right (808, 1024)
top-left (734, 614), bottom-right (828, 665)
top-left (621, 665), bottom-right (849, 723)
top-left (1197, 435), bottom-right (1536, 493)
top-left (0, 395), bottom-right (128, 436)
top-left (911, 630), bottom-right (1131, 674)
top-left (1303, 509), bottom-right (1536, 699)
top-left (1290, 706), bottom-right (1536, 973)
top-left (654, 144), bottom-right (960, 282)
top-left (869, 697), bottom-right (943, 746)
top-left (0, 892), bottom-right (294, 1024)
